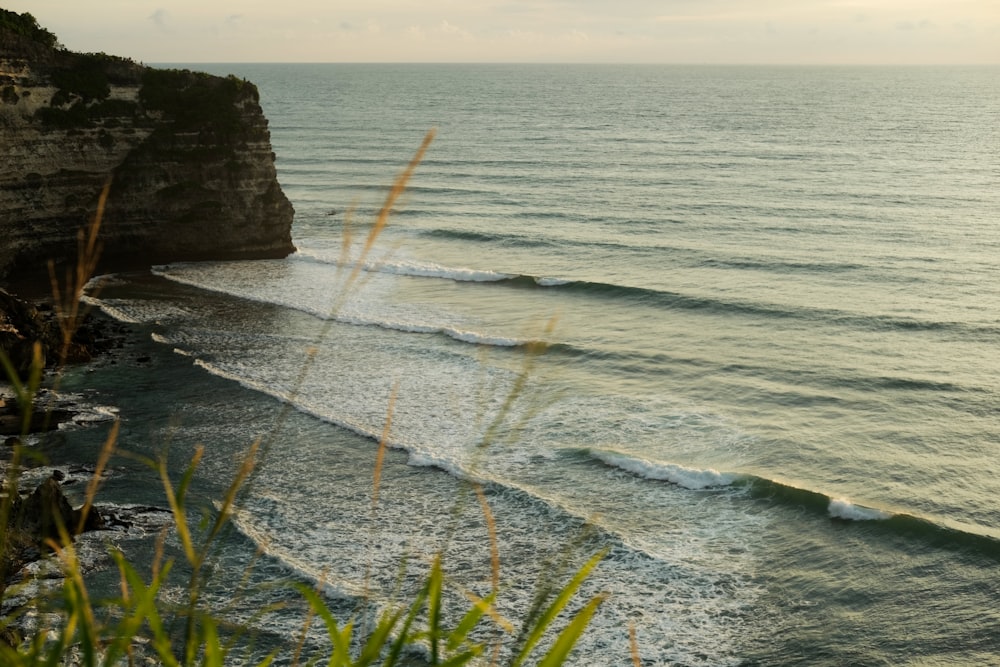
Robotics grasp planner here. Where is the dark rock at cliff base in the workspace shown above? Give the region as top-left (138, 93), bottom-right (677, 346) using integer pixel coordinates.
top-left (0, 10), bottom-right (295, 283)
top-left (17, 477), bottom-right (77, 542)
top-left (1, 476), bottom-right (107, 599)
top-left (0, 287), bottom-right (125, 384)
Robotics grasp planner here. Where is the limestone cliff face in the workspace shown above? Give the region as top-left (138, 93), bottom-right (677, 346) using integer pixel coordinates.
top-left (0, 11), bottom-right (295, 282)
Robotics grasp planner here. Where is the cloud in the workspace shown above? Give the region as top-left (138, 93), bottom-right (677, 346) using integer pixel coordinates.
top-left (654, 11), bottom-right (753, 23)
top-left (438, 19), bottom-right (473, 40)
top-left (11, 0), bottom-right (997, 64)
top-left (148, 9), bottom-right (169, 31)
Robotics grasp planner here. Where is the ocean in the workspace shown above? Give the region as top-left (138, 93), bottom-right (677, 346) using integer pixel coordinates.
top-left (53, 64), bottom-right (1000, 665)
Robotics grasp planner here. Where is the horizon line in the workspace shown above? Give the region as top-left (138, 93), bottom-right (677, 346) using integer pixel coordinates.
top-left (148, 60), bottom-right (1000, 67)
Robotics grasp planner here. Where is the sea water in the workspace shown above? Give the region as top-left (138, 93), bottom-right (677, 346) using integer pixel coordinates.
top-left (57, 64), bottom-right (1000, 665)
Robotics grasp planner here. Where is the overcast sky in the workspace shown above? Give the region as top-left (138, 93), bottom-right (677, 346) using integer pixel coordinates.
top-left (5, 1), bottom-right (999, 64)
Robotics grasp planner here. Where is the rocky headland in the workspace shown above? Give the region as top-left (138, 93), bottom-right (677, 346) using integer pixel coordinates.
top-left (0, 9), bottom-right (295, 285)
top-left (0, 8), bottom-right (297, 620)
top-left (0, 4), bottom-right (294, 459)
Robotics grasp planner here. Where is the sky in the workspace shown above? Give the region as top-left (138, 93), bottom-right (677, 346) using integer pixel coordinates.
top-left (4, 1), bottom-right (999, 64)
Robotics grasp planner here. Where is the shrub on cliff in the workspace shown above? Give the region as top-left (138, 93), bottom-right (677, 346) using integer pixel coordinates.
top-left (50, 59), bottom-right (110, 105)
top-left (0, 10), bottom-right (59, 50)
top-left (140, 69), bottom-right (250, 138)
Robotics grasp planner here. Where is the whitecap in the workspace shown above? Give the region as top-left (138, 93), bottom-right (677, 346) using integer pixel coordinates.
top-left (590, 449), bottom-right (739, 490)
top-left (828, 498), bottom-right (892, 521)
top-left (535, 276), bottom-right (572, 286)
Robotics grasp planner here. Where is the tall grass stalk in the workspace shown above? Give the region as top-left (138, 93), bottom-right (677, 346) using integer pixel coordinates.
top-left (0, 342), bottom-right (45, 591)
top-left (49, 180), bottom-right (110, 370)
top-left (247, 129), bottom-right (435, 495)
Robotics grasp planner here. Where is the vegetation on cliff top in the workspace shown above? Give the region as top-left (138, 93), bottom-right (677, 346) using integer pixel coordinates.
top-left (1, 8), bottom-right (251, 138)
top-left (0, 9), bottom-right (59, 50)
top-left (140, 68), bottom-right (257, 138)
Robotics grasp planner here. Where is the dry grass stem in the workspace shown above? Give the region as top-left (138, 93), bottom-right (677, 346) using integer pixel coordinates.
top-left (371, 381), bottom-right (400, 511)
top-left (336, 129), bottom-right (435, 311)
top-left (629, 621), bottom-right (642, 667)
top-left (48, 180), bottom-right (110, 367)
top-left (479, 314), bottom-right (559, 451)
top-left (473, 484), bottom-right (500, 594)
top-left (75, 420), bottom-right (118, 534)
top-left (291, 569), bottom-right (328, 667)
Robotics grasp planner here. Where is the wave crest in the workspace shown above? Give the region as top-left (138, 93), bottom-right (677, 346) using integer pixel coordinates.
top-left (588, 448), bottom-right (739, 490)
top-left (828, 498), bottom-right (893, 521)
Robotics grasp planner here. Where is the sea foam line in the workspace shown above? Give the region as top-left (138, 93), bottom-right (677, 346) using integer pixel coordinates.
top-left (293, 248), bottom-right (514, 283)
top-left (189, 358), bottom-right (385, 445)
top-left (190, 356), bottom-right (494, 486)
top-left (588, 448), bottom-right (740, 490)
top-left (81, 295), bottom-right (143, 324)
top-left (294, 247), bottom-right (572, 288)
top-left (590, 448), bottom-right (900, 521)
top-left (152, 264), bottom-right (535, 349)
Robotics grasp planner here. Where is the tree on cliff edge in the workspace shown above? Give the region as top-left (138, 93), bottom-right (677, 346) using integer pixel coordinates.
top-left (0, 9), bottom-right (61, 50)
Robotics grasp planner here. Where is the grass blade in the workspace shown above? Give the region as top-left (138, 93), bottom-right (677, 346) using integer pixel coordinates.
top-left (509, 548), bottom-right (606, 667)
top-left (534, 594), bottom-right (606, 667)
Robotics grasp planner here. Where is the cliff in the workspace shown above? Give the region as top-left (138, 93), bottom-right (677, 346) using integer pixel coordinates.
top-left (0, 10), bottom-right (295, 283)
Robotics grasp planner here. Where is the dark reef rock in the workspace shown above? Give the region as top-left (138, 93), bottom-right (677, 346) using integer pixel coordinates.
top-left (0, 10), bottom-right (295, 283)
top-left (16, 477), bottom-right (77, 542)
top-left (0, 287), bottom-right (124, 384)
top-left (1, 474), bottom-right (108, 605)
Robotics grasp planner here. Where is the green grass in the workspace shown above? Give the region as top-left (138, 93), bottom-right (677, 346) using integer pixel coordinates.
top-left (0, 131), bottom-right (612, 665)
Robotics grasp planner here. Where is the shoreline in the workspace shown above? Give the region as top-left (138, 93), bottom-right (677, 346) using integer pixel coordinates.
top-left (1, 287), bottom-right (168, 644)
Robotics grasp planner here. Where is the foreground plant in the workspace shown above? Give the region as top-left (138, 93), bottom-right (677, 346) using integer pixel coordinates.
top-left (1, 441), bottom-right (605, 666)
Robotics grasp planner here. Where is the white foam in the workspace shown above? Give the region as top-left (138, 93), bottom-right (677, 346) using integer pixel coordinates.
top-left (338, 314), bottom-right (436, 334)
top-left (151, 262), bottom-right (339, 319)
top-left (83, 295), bottom-right (195, 324)
top-left (81, 295), bottom-right (142, 324)
top-left (590, 449), bottom-right (739, 490)
top-left (375, 258), bottom-right (512, 282)
top-left (83, 273), bottom-right (125, 291)
top-left (535, 276), bottom-right (572, 286)
top-left (148, 333), bottom-right (191, 358)
top-left (442, 327), bottom-right (524, 347)
top-left (70, 405), bottom-right (119, 423)
top-left (294, 247), bottom-right (513, 283)
top-left (406, 450), bottom-right (487, 484)
top-left (339, 318), bottom-right (527, 348)
top-left (828, 498), bottom-right (892, 521)
top-left (152, 261), bottom-right (525, 350)
top-left (227, 506), bottom-right (369, 601)
top-left (191, 358), bottom-right (384, 445)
